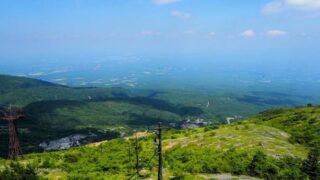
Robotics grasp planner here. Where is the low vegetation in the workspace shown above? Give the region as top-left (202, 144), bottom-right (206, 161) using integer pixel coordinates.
top-left (251, 106), bottom-right (320, 147)
top-left (1, 106), bottom-right (319, 179)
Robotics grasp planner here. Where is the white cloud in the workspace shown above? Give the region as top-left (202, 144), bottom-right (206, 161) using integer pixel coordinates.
top-left (262, 0), bottom-right (320, 14)
top-left (262, 2), bottom-right (284, 14)
top-left (286, 0), bottom-right (320, 10)
top-left (266, 30), bottom-right (287, 36)
top-left (29, 72), bottom-right (45, 76)
top-left (171, 10), bottom-right (192, 19)
top-left (241, 30), bottom-right (256, 38)
top-left (153, 0), bottom-right (180, 5)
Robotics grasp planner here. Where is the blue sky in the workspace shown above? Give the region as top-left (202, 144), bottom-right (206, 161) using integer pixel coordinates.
top-left (0, 0), bottom-right (319, 61)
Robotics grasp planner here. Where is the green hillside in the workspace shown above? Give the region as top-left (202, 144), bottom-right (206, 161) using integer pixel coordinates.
top-left (1, 106), bottom-right (319, 179)
top-left (0, 100), bottom-right (201, 157)
top-left (251, 106), bottom-right (320, 147)
top-left (0, 74), bottom-right (128, 106)
top-left (1, 74), bottom-right (313, 122)
top-left (11, 98), bottom-right (200, 154)
top-left (1, 75), bottom-right (319, 179)
top-left (0, 75), bottom-right (204, 157)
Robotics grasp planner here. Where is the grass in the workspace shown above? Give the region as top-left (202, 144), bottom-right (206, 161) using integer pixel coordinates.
top-left (251, 106), bottom-right (320, 147)
top-left (163, 123), bottom-right (307, 159)
top-left (2, 105), bottom-right (317, 179)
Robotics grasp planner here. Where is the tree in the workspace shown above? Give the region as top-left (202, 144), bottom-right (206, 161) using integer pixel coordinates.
top-left (302, 147), bottom-right (320, 180)
top-left (248, 151), bottom-right (267, 176)
top-left (247, 150), bottom-right (278, 179)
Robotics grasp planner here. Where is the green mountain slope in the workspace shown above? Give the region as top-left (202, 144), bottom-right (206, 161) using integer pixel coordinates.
top-left (0, 74), bottom-right (128, 106)
top-left (251, 106), bottom-right (320, 147)
top-left (0, 75), bottom-right (204, 157)
top-left (1, 106), bottom-right (319, 179)
top-left (11, 98), bottom-right (195, 154)
top-left (163, 123), bottom-right (307, 159)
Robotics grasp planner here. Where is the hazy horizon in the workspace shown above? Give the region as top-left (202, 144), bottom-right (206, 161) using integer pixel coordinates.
top-left (1, 0), bottom-right (320, 102)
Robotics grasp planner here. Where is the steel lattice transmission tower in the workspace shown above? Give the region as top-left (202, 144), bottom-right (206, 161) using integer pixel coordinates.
top-left (0, 105), bottom-right (24, 159)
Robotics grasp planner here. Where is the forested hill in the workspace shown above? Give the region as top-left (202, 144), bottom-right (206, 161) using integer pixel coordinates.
top-left (0, 74), bottom-right (204, 157)
top-left (1, 106), bottom-right (319, 179)
top-left (0, 74), bottom-right (128, 106)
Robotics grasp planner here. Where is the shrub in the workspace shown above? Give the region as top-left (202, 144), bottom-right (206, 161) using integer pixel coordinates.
top-left (302, 147), bottom-right (320, 180)
top-left (64, 153), bottom-right (79, 163)
top-left (0, 162), bottom-right (38, 180)
top-left (247, 150), bottom-right (278, 179)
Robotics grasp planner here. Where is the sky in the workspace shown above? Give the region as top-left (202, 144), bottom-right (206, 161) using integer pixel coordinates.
top-left (0, 0), bottom-right (320, 62)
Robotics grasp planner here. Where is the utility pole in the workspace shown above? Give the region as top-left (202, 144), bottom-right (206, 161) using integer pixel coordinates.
top-left (128, 141), bottom-right (131, 162)
top-left (134, 134), bottom-right (140, 179)
top-left (157, 123), bottom-right (163, 180)
top-left (149, 122), bottom-right (168, 180)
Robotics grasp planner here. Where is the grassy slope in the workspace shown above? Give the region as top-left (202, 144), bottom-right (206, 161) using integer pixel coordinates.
top-left (251, 106), bottom-right (320, 147)
top-left (2, 106), bottom-right (318, 179)
top-left (163, 123), bottom-right (307, 159)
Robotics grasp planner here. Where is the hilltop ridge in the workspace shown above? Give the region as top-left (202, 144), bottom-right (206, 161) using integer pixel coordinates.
top-left (0, 74), bottom-right (129, 106)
